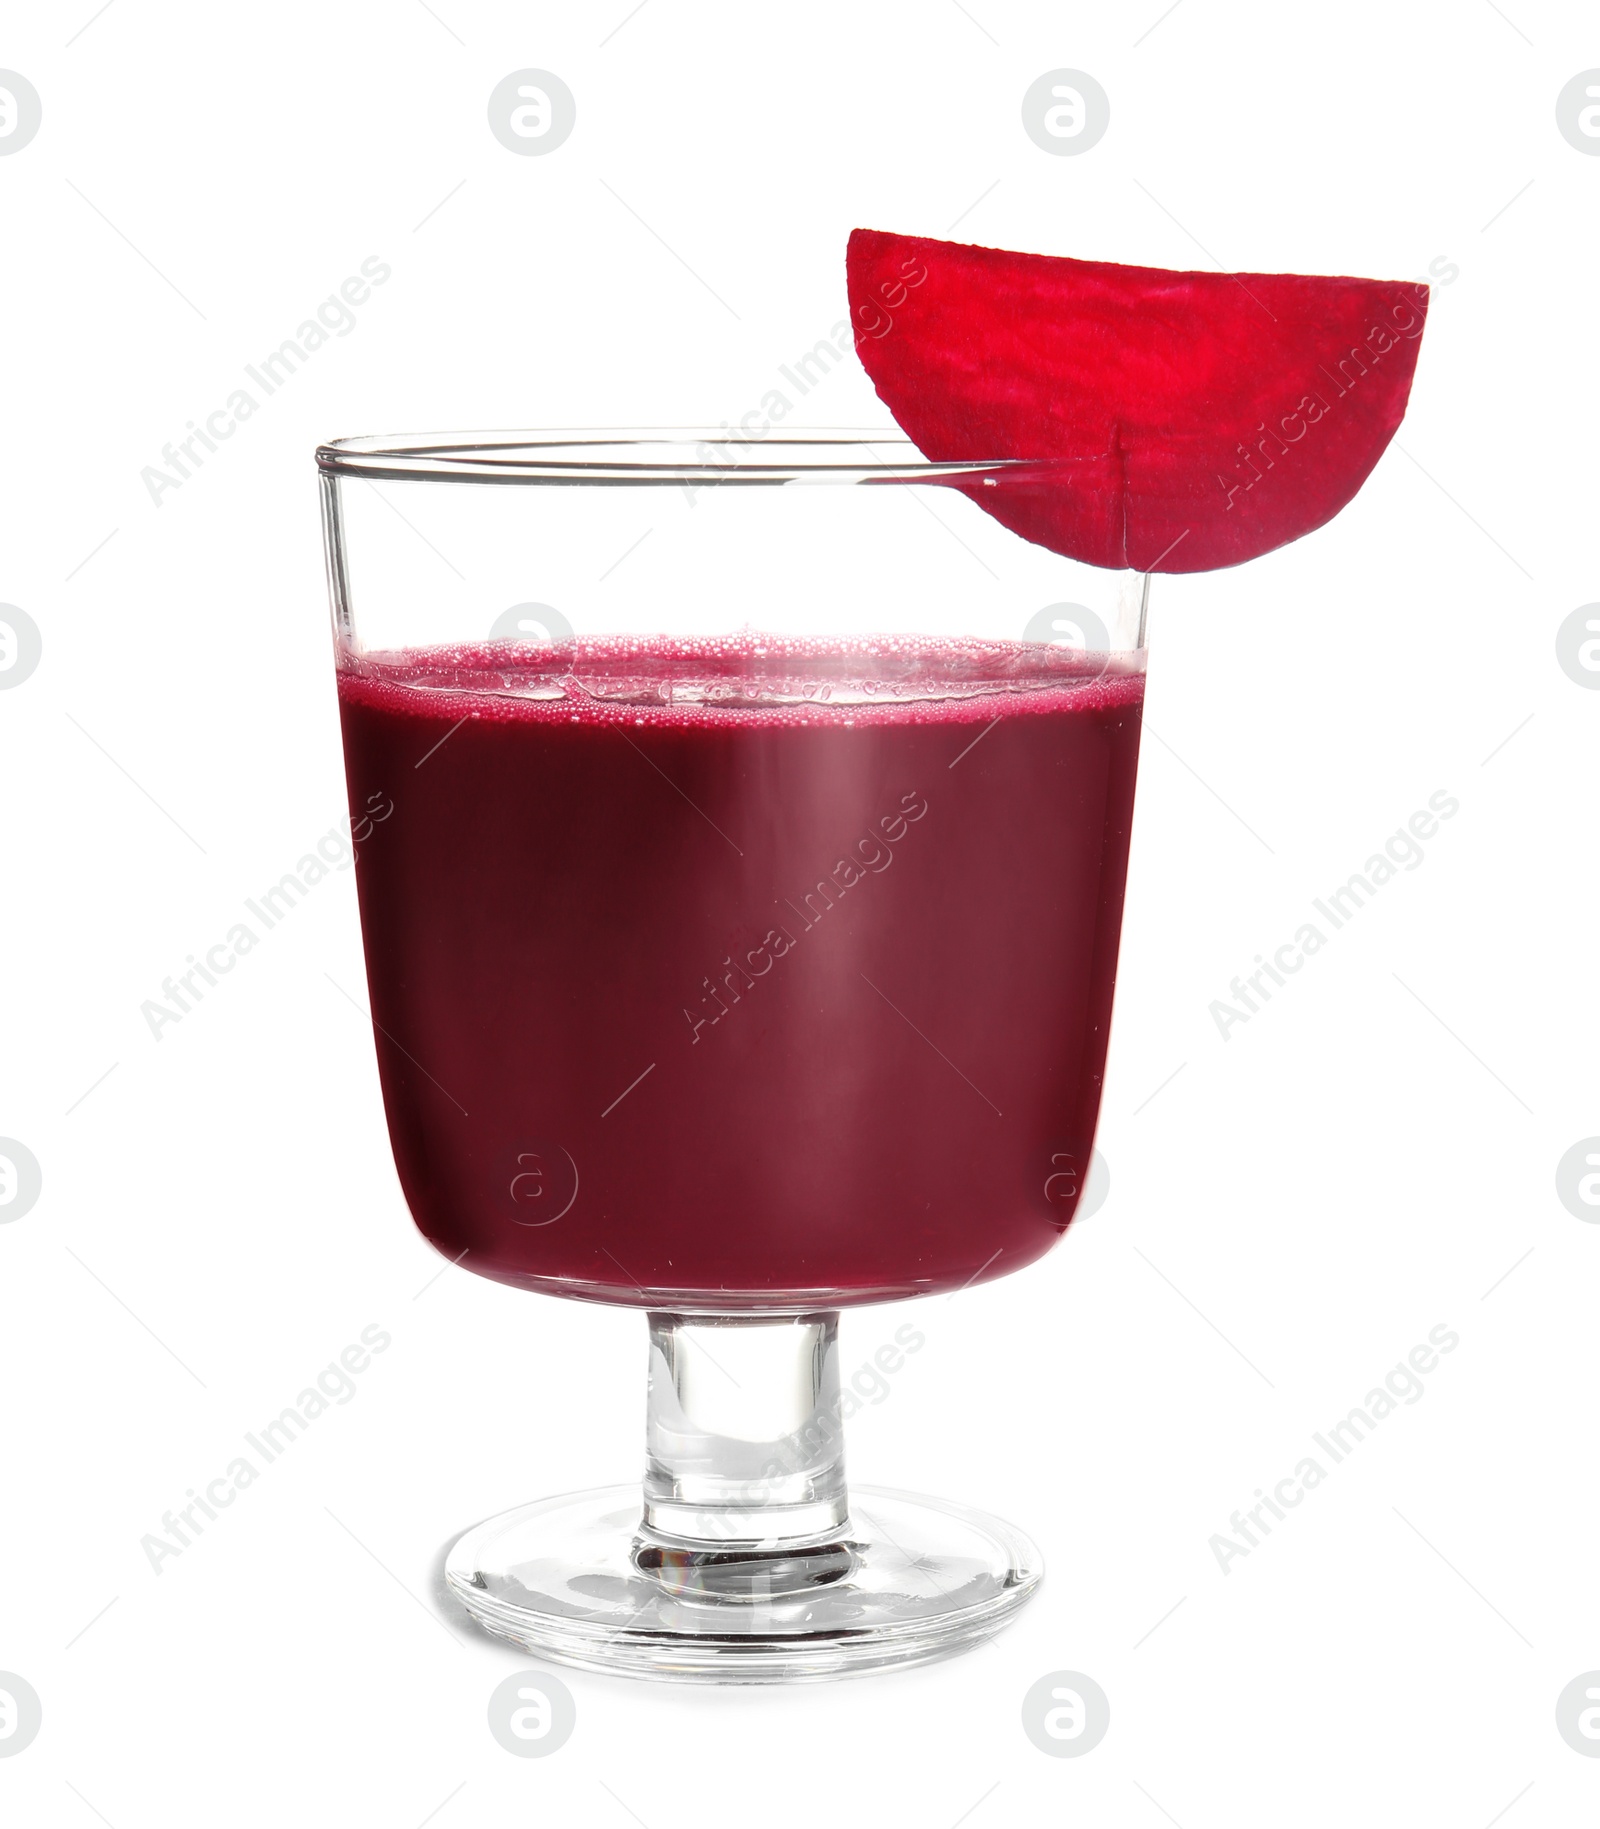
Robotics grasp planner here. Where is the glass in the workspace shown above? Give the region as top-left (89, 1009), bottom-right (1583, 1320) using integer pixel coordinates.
top-left (319, 431), bottom-right (1148, 1681)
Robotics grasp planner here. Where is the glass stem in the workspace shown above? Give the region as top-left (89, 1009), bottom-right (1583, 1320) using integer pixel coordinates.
top-left (642, 1311), bottom-right (849, 1548)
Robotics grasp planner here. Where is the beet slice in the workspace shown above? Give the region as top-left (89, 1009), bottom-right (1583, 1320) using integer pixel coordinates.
top-left (847, 228), bottom-right (1428, 573)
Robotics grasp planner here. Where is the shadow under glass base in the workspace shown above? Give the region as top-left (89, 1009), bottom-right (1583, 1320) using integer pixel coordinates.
top-left (444, 1311), bottom-right (1042, 1682)
top-left (445, 1483), bottom-right (1041, 1683)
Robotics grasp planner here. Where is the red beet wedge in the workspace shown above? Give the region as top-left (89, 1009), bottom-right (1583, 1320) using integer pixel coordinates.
top-left (847, 228), bottom-right (1429, 572)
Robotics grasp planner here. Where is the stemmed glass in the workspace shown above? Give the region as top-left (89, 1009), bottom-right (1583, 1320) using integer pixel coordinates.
top-left (318, 431), bottom-right (1148, 1681)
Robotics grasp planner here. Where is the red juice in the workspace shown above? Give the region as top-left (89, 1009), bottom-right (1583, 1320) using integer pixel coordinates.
top-left (336, 638), bottom-right (1143, 1309)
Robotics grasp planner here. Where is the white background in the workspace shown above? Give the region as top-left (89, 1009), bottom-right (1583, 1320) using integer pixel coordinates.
top-left (2, 1), bottom-right (1596, 1822)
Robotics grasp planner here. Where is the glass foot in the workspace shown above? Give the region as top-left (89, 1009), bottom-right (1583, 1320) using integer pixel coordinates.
top-left (445, 1483), bottom-right (1042, 1684)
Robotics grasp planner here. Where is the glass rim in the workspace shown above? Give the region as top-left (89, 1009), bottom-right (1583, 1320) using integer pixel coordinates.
top-left (315, 428), bottom-right (1054, 486)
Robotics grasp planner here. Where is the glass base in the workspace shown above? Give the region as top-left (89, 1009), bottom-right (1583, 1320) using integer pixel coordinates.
top-left (445, 1483), bottom-right (1042, 1684)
